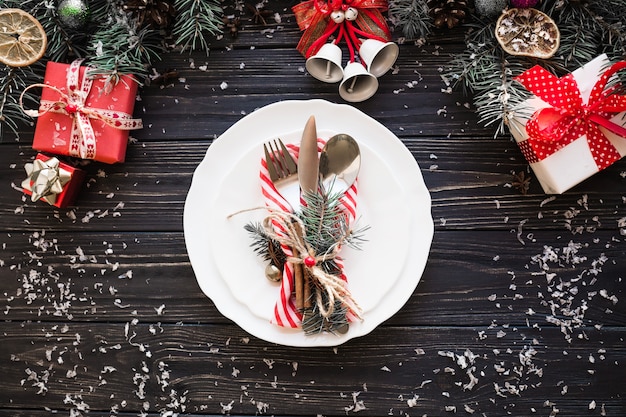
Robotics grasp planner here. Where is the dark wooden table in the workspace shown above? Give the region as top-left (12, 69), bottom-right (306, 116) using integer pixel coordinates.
top-left (2, 4), bottom-right (625, 416)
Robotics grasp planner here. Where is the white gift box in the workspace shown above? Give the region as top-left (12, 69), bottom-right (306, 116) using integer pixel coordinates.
top-left (508, 54), bottom-right (626, 194)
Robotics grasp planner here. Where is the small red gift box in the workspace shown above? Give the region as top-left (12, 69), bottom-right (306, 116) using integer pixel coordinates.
top-left (22, 153), bottom-right (86, 208)
top-left (29, 60), bottom-right (142, 164)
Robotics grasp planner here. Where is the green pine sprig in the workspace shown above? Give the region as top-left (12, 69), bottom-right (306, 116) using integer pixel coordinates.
top-left (301, 299), bottom-right (349, 335)
top-left (86, 7), bottom-right (163, 88)
top-left (444, 0), bottom-right (626, 136)
top-left (0, 64), bottom-right (42, 139)
top-left (244, 222), bottom-right (286, 268)
top-left (172, 0), bottom-right (223, 53)
top-left (0, 0), bottom-right (224, 137)
top-left (300, 190), bottom-right (368, 255)
top-left (388, 0), bottom-right (432, 41)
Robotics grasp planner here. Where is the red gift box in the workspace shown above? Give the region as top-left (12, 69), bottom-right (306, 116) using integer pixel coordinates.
top-left (29, 60), bottom-right (142, 164)
top-left (22, 153), bottom-right (86, 208)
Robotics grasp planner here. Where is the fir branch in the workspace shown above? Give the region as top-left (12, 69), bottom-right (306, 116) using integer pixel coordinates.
top-left (443, 22), bottom-right (531, 135)
top-left (300, 191), bottom-right (368, 255)
top-left (244, 222), bottom-right (286, 267)
top-left (302, 250), bottom-right (350, 335)
top-left (172, 0), bottom-right (223, 53)
top-left (301, 300), bottom-right (349, 335)
top-left (542, 1), bottom-right (602, 68)
top-left (0, 64), bottom-right (42, 140)
top-left (447, 0), bottom-right (626, 135)
top-left (86, 8), bottom-right (163, 88)
top-left (388, 0), bottom-right (431, 41)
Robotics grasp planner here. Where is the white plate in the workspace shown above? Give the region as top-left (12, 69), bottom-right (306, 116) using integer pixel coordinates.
top-left (210, 129), bottom-right (411, 319)
top-left (184, 100), bottom-right (434, 347)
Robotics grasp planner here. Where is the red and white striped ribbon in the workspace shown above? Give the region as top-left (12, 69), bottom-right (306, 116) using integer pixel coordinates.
top-left (260, 139), bottom-right (358, 328)
top-left (20, 60), bottom-right (143, 160)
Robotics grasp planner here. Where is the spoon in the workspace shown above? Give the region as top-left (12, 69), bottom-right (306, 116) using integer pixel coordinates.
top-left (319, 133), bottom-right (361, 196)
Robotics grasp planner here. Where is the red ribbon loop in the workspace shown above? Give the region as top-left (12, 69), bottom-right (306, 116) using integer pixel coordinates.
top-left (293, 0), bottom-right (391, 58)
top-left (515, 61), bottom-right (626, 170)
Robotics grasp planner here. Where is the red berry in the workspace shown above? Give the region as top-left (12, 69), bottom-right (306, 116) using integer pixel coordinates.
top-left (304, 256), bottom-right (316, 267)
top-left (65, 103), bottom-right (78, 113)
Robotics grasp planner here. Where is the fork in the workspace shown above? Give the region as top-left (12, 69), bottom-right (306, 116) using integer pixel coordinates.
top-left (264, 138), bottom-right (310, 312)
top-left (263, 138), bottom-right (300, 212)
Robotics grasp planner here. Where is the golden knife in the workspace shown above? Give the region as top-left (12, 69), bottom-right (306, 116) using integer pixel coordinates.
top-left (297, 115), bottom-right (319, 196)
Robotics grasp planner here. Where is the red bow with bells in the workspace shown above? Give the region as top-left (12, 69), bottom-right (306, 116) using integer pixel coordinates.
top-left (293, 0), bottom-right (391, 61)
top-left (20, 59), bottom-right (143, 160)
top-left (515, 61), bottom-right (626, 170)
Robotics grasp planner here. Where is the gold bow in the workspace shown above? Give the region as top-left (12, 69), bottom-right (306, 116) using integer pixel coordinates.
top-left (22, 157), bottom-right (71, 205)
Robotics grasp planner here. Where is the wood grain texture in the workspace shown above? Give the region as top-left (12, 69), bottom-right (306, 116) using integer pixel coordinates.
top-left (2, 140), bottom-right (625, 232)
top-left (0, 2), bottom-right (625, 416)
top-left (1, 230), bottom-right (624, 326)
top-left (1, 322), bottom-right (625, 416)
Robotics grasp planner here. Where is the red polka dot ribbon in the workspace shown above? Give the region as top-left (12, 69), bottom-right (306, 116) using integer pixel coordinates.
top-left (20, 60), bottom-right (143, 160)
top-left (515, 61), bottom-right (626, 169)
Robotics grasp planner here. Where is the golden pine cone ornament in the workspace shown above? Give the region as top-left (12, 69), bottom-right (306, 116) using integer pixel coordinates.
top-left (427, 0), bottom-right (470, 29)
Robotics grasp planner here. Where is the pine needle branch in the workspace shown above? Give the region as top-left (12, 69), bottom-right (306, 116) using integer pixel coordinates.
top-left (0, 64), bottom-right (42, 140)
top-left (300, 191), bottom-right (368, 255)
top-left (243, 222), bottom-right (286, 267)
top-left (445, 0), bottom-right (626, 136)
top-left (172, 0), bottom-right (223, 53)
top-left (388, 0), bottom-right (431, 41)
top-left (86, 8), bottom-right (163, 88)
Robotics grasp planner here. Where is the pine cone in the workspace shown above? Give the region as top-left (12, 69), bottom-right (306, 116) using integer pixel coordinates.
top-left (427, 0), bottom-right (469, 29)
top-left (122, 0), bottom-right (176, 29)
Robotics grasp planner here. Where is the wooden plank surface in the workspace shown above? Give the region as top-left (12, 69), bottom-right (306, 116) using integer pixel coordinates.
top-left (1, 2), bottom-right (625, 416)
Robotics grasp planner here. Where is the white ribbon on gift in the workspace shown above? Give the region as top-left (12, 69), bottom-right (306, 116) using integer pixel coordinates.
top-left (20, 60), bottom-right (143, 160)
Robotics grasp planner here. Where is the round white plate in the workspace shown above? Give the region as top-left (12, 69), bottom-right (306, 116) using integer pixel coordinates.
top-left (210, 128), bottom-right (411, 319)
top-left (184, 100), bottom-right (434, 347)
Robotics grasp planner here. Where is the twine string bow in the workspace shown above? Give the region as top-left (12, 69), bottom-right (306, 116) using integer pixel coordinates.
top-left (20, 59), bottom-right (143, 160)
top-left (515, 61), bottom-right (626, 170)
top-left (261, 209), bottom-right (362, 320)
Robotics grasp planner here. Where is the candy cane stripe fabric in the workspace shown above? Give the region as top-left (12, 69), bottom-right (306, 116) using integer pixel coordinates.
top-left (260, 138), bottom-right (359, 328)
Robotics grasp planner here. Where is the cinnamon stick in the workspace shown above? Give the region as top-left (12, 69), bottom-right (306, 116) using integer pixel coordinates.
top-left (303, 268), bottom-right (312, 309)
top-left (294, 261), bottom-right (304, 310)
top-left (293, 221), bottom-right (305, 311)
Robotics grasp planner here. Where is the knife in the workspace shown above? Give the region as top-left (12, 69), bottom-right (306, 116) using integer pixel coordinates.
top-left (296, 115), bottom-right (319, 313)
top-left (298, 115), bottom-right (319, 196)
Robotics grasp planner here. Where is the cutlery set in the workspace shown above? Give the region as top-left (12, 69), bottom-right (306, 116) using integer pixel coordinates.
top-left (261, 115), bottom-right (362, 333)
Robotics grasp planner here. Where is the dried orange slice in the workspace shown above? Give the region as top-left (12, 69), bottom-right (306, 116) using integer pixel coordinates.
top-left (495, 8), bottom-right (560, 59)
top-left (0, 8), bottom-right (47, 67)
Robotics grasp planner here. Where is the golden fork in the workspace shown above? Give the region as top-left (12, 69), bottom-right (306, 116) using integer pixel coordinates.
top-left (263, 138), bottom-right (309, 311)
top-left (263, 138), bottom-right (300, 211)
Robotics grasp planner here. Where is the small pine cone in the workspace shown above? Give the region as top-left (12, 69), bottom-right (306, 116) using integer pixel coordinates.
top-left (427, 0), bottom-right (469, 29)
top-left (122, 0), bottom-right (176, 29)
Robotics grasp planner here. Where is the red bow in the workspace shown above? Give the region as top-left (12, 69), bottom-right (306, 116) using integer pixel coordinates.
top-left (293, 0), bottom-right (391, 58)
top-left (515, 61), bottom-right (626, 170)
